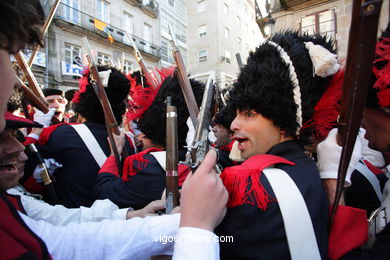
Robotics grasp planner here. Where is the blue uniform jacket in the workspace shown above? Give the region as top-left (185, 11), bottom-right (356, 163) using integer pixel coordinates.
top-left (215, 140), bottom-right (329, 259)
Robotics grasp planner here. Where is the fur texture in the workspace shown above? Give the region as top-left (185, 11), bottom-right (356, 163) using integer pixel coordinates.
top-left (73, 66), bottom-right (130, 125)
top-left (137, 74), bottom-right (205, 148)
top-left (229, 30), bottom-right (336, 143)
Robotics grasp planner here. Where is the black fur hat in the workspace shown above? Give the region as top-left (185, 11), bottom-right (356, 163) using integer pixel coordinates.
top-left (229, 30), bottom-right (336, 140)
top-left (137, 74), bottom-right (205, 148)
top-left (73, 66), bottom-right (130, 125)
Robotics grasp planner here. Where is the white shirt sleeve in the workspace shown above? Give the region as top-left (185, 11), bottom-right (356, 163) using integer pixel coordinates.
top-left (7, 188), bottom-right (128, 225)
top-left (19, 212), bottom-right (180, 260)
top-left (172, 227), bottom-right (219, 260)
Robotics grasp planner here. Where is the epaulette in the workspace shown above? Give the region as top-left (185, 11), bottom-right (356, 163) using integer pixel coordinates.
top-left (221, 154), bottom-right (294, 210)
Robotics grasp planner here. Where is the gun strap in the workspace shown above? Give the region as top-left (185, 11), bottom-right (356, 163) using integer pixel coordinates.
top-left (264, 168), bottom-right (321, 260)
top-left (356, 160), bottom-right (383, 201)
top-left (150, 151), bottom-right (166, 171)
top-left (71, 124), bottom-right (107, 167)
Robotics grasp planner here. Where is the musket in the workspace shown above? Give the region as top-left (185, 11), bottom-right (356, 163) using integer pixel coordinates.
top-left (124, 32), bottom-right (159, 89)
top-left (82, 37), bottom-right (123, 175)
top-left (14, 52), bottom-right (47, 105)
top-left (165, 96), bottom-right (180, 213)
top-left (26, 144), bottom-right (59, 204)
top-left (27, 0), bottom-right (61, 67)
top-left (168, 24), bottom-right (199, 128)
top-left (330, 0), bottom-right (383, 223)
top-left (186, 76), bottom-right (215, 172)
top-left (235, 53), bottom-right (244, 70)
top-left (18, 78), bottom-right (61, 125)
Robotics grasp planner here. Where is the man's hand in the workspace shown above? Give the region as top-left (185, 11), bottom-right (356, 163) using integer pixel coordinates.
top-left (126, 200), bottom-right (165, 219)
top-left (317, 128), bottom-right (362, 205)
top-left (33, 108), bottom-right (56, 128)
top-left (179, 149), bottom-right (228, 231)
top-left (33, 158), bottom-right (62, 183)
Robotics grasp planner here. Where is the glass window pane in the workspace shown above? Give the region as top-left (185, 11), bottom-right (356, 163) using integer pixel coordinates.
top-left (319, 10), bottom-right (334, 23)
top-left (302, 25), bottom-right (316, 35)
top-left (301, 15), bottom-right (315, 27)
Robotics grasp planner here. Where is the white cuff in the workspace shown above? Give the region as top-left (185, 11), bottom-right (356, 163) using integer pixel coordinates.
top-left (27, 133), bottom-right (40, 140)
top-left (112, 208), bottom-right (130, 220)
top-left (173, 227), bottom-right (219, 260)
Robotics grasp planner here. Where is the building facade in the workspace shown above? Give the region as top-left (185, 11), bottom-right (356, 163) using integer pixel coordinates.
top-left (31, 0), bottom-right (161, 93)
top-left (268, 0), bottom-right (389, 60)
top-left (187, 0), bottom-right (263, 88)
top-left (158, 0), bottom-right (188, 68)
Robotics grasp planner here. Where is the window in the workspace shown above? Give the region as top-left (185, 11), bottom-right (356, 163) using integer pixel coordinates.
top-left (161, 40), bottom-right (174, 64)
top-left (224, 3), bottom-right (229, 16)
top-left (63, 0), bottom-right (80, 24)
top-left (123, 60), bottom-right (133, 74)
top-left (225, 51), bottom-right (231, 64)
top-left (96, 0), bottom-right (110, 23)
top-left (237, 37), bottom-right (241, 46)
top-left (169, 0), bottom-right (174, 7)
top-left (197, 0), bottom-right (205, 13)
top-left (64, 43), bottom-right (81, 64)
top-left (237, 16), bottom-right (241, 28)
top-left (143, 23), bottom-right (152, 52)
top-left (224, 27), bottom-right (230, 40)
top-left (301, 9), bottom-right (336, 41)
top-left (97, 52), bottom-right (111, 65)
top-left (123, 12), bottom-right (134, 35)
top-left (198, 25), bottom-right (207, 38)
top-left (199, 49), bottom-right (207, 62)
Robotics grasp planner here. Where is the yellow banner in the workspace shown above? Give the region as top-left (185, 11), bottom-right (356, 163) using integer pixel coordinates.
top-left (94, 18), bottom-right (107, 31)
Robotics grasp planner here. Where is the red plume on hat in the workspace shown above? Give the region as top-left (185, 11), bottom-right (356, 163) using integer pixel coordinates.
top-left (125, 66), bottom-right (175, 122)
top-left (372, 31), bottom-right (390, 110)
top-left (301, 69), bottom-right (344, 141)
top-left (71, 68), bottom-right (90, 104)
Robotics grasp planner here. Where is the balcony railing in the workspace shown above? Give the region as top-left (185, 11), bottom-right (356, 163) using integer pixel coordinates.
top-left (55, 3), bottom-right (160, 59)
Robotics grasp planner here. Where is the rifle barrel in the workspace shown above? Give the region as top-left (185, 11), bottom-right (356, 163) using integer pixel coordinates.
top-left (82, 37), bottom-right (123, 174)
top-left (168, 24), bottom-right (199, 127)
top-left (27, 0), bottom-right (61, 67)
top-left (165, 96), bottom-right (179, 213)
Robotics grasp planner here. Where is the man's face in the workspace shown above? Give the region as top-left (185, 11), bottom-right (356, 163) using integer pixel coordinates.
top-left (45, 94), bottom-right (68, 121)
top-left (0, 130), bottom-right (28, 190)
top-left (231, 110), bottom-right (285, 159)
top-left (212, 123), bottom-right (232, 148)
top-left (0, 50), bottom-right (18, 133)
top-left (362, 107), bottom-right (390, 153)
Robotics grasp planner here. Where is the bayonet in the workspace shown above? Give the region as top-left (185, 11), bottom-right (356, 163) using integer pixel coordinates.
top-left (124, 32), bottom-right (159, 89)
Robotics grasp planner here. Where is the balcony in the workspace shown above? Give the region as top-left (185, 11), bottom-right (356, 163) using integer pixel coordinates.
top-left (125, 0), bottom-right (142, 6)
top-left (54, 3), bottom-right (160, 60)
top-left (270, 0), bottom-right (331, 12)
top-left (140, 0), bottom-right (159, 18)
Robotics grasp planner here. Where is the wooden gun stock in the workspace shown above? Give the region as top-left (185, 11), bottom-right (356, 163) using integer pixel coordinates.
top-left (330, 0), bottom-right (383, 223)
top-left (15, 52), bottom-right (47, 103)
top-left (83, 37), bottom-right (125, 174)
top-left (165, 96), bottom-right (180, 213)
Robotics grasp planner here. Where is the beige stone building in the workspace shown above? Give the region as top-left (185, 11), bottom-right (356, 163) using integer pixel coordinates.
top-left (268, 0), bottom-right (389, 60)
top-left (187, 0), bottom-right (263, 88)
top-left (31, 0), bottom-right (161, 92)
